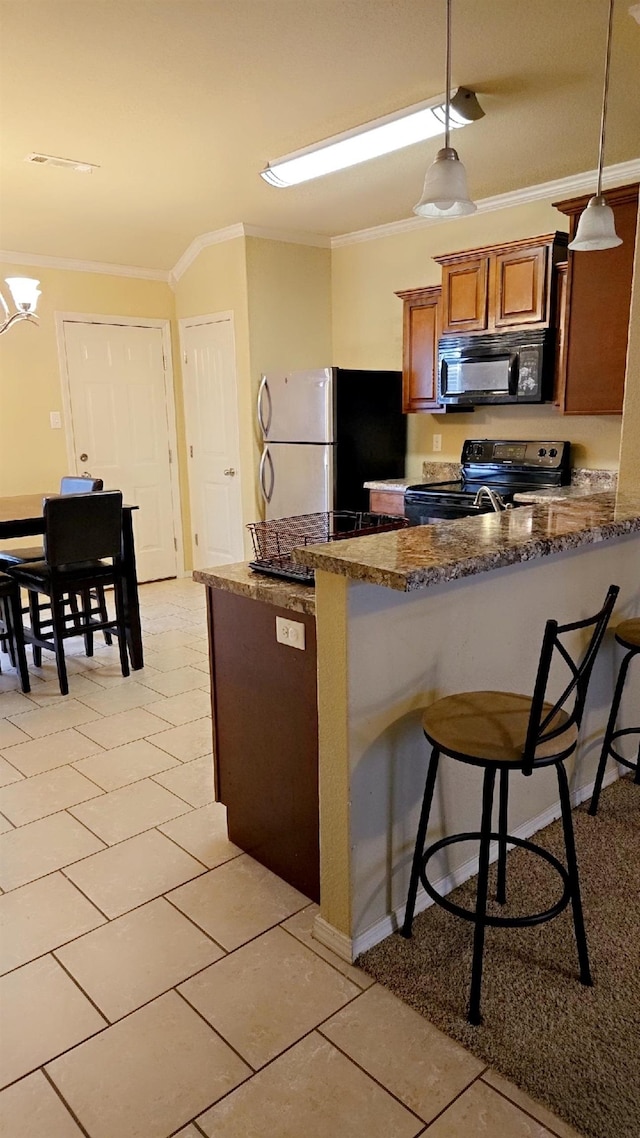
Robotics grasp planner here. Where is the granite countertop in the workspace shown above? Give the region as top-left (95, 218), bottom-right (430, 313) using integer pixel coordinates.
top-left (293, 489), bottom-right (640, 593)
top-left (193, 562), bottom-right (315, 615)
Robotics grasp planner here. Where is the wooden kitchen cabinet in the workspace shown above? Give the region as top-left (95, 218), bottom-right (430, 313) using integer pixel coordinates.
top-left (395, 285), bottom-right (443, 413)
top-left (369, 488), bottom-right (405, 515)
top-left (439, 256), bottom-right (487, 333)
top-left (207, 588), bottom-right (319, 901)
top-left (552, 183), bottom-right (638, 415)
top-left (435, 233), bottom-right (568, 336)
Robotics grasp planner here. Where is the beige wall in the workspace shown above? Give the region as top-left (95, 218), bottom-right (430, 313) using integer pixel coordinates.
top-left (0, 262), bottom-right (175, 497)
top-left (331, 200), bottom-right (623, 476)
top-left (245, 237), bottom-right (332, 374)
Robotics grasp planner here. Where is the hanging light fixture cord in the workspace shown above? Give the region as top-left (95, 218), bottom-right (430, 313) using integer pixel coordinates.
top-left (596, 0), bottom-right (615, 198)
top-left (444, 0), bottom-right (452, 150)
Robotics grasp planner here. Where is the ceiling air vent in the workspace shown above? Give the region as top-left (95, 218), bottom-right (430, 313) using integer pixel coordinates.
top-left (25, 153), bottom-right (99, 173)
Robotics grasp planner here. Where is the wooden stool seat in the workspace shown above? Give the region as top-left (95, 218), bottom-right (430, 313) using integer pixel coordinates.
top-left (423, 691), bottom-right (577, 764)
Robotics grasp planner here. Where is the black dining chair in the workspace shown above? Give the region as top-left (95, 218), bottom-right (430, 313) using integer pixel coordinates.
top-left (0, 476), bottom-right (112, 655)
top-left (0, 476), bottom-right (104, 568)
top-left (9, 492), bottom-right (130, 695)
top-left (0, 572), bottom-right (31, 693)
top-left (401, 584), bottom-right (619, 1025)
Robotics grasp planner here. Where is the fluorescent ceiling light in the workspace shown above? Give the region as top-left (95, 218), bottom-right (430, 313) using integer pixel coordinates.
top-left (260, 87), bottom-right (484, 187)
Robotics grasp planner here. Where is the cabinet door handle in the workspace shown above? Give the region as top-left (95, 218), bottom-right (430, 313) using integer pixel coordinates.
top-left (223, 468), bottom-right (236, 477)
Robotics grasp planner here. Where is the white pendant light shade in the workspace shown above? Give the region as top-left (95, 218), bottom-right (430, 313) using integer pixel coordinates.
top-left (414, 145), bottom-right (477, 217)
top-left (568, 195), bottom-right (622, 251)
top-left (5, 277), bottom-right (41, 313)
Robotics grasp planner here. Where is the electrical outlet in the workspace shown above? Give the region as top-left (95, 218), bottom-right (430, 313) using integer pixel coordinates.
top-left (49, 410), bottom-right (62, 429)
top-left (432, 433), bottom-right (442, 452)
top-left (276, 616), bottom-right (305, 650)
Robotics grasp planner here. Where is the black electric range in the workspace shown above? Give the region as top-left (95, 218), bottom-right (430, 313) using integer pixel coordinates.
top-left (404, 439), bottom-right (571, 525)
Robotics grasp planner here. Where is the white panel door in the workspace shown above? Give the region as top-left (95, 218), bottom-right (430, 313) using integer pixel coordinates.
top-left (181, 316), bottom-right (243, 569)
top-left (263, 443), bottom-right (333, 520)
top-left (62, 320), bottom-right (178, 582)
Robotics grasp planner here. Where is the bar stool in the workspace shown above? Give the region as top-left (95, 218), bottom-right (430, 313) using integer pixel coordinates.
top-left (401, 584), bottom-right (619, 1026)
top-left (0, 572), bottom-right (30, 692)
top-left (589, 616), bottom-right (640, 816)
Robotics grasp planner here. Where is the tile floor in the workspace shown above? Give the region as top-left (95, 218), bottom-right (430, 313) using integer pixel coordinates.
top-left (0, 578), bottom-right (583, 1138)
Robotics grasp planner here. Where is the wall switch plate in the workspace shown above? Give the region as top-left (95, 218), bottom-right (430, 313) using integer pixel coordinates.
top-left (49, 410), bottom-right (62, 429)
top-left (276, 616), bottom-right (305, 650)
top-left (432, 433), bottom-right (442, 452)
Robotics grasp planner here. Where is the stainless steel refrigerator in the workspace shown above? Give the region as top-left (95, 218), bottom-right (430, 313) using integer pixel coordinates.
top-left (257, 368), bottom-right (406, 519)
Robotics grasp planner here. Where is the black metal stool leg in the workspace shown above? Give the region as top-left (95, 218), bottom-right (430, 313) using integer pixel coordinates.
top-left (401, 747), bottom-right (440, 938)
top-left (589, 649), bottom-right (633, 816)
top-left (468, 765), bottom-right (497, 1025)
top-left (557, 762), bottom-right (592, 986)
top-left (496, 767), bottom-right (509, 904)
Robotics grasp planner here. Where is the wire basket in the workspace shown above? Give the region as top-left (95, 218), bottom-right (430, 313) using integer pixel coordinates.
top-left (248, 510), bottom-right (409, 584)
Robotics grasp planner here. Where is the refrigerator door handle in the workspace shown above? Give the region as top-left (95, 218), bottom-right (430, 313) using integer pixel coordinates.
top-left (259, 445), bottom-right (275, 504)
top-left (257, 376), bottom-right (273, 438)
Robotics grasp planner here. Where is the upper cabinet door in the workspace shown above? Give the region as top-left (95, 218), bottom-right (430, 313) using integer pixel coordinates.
top-left (441, 258), bottom-right (488, 333)
top-left (396, 286), bottom-right (443, 413)
top-left (553, 183), bottom-right (638, 415)
top-left (493, 244), bottom-right (547, 328)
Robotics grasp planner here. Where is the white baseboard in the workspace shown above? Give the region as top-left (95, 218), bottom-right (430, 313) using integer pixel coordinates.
top-left (317, 767), bottom-right (621, 963)
top-left (312, 914), bottom-right (357, 963)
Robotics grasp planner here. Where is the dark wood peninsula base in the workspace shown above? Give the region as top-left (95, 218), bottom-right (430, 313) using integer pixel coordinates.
top-left (202, 578), bottom-right (319, 902)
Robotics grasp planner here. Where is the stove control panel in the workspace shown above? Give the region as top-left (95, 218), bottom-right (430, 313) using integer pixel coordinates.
top-left (460, 439), bottom-right (570, 470)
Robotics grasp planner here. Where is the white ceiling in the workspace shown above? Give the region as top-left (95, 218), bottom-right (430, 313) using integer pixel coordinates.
top-left (1, 0), bottom-right (639, 271)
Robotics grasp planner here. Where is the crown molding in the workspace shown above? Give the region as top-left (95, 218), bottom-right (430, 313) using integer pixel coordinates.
top-left (169, 224), bottom-right (246, 286)
top-left (242, 224), bottom-right (331, 248)
top-left (170, 222), bottom-right (330, 286)
top-left (330, 159), bottom-right (640, 247)
top-left (0, 249), bottom-right (169, 281)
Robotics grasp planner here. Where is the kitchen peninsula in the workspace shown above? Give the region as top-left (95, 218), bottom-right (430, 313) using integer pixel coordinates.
top-left (195, 488), bottom-right (640, 962)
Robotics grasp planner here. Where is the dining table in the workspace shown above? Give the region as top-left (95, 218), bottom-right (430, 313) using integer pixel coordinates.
top-left (0, 494), bottom-right (144, 670)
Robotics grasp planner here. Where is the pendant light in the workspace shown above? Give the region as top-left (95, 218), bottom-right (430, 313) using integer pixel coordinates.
top-left (568, 0), bottom-right (621, 251)
top-left (414, 0), bottom-right (476, 218)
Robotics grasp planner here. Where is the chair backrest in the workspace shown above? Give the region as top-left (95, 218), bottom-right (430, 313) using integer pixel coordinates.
top-left (60, 476), bottom-right (104, 494)
top-left (522, 583), bottom-right (620, 775)
top-left (43, 491), bottom-right (123, 567)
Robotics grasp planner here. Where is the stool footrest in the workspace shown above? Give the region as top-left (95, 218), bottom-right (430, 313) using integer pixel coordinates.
top-left (420, 831), bottom-right (571, 929)
top-left (606, 728), bottom-right (640, 773)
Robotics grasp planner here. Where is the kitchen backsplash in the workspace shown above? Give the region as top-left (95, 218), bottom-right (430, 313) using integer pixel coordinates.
top-left (421, 460), bottom-right (618, 490)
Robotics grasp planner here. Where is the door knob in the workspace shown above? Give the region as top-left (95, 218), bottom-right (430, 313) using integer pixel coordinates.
top-left (223, 468), bottom-right (236, 477)
top-left (79, 453), bottom-right (88, 462)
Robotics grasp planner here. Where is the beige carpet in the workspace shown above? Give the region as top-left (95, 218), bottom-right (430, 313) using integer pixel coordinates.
top-left (358, 777), bottom-right (640, 1138)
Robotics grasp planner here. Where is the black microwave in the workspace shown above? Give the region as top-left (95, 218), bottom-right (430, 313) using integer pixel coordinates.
top-left (438, 328), bottom-right (555, 406)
